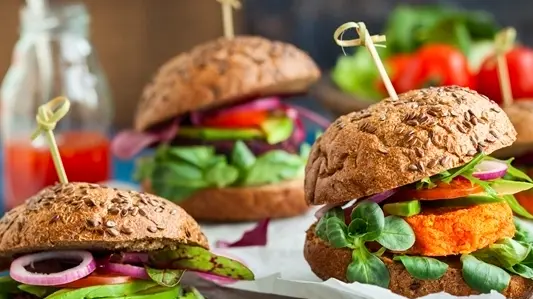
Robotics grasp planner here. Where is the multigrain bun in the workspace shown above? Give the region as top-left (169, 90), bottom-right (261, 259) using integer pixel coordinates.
top-left (303, 224), bottom-right (533, 299)
top-left (0, 182), bottom-right (208, 258)
top-left (134, 36), bottom-right (321, 131)
top-left (493, 101), bottom-right (533, 158)
top-left (142, 179), bottom-right (308, 222)
top-left (305, 86), bottom-right (517, 205)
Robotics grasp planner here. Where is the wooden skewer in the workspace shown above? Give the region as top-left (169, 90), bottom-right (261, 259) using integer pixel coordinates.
top-left (216, 0), bottom-right (241, 39)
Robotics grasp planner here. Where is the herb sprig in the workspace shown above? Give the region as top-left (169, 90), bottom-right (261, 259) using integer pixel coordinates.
top-left (315, 201), bottom-right (415, 287)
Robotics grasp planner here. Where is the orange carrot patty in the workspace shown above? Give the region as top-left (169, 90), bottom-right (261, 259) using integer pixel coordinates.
top-left (404, 202), bottom-right (515, 256)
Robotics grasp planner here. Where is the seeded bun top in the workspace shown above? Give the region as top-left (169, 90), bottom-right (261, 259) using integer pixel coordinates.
top-left (0, 183), bottom-right (208, 258)
top-left (305, 86), bottom-right (517, 205)
top-left (134, 36), bottom-right (321, 131)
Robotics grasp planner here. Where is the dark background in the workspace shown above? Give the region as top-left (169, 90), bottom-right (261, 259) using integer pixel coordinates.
top-left (244, 0), bottom-right (533, 70)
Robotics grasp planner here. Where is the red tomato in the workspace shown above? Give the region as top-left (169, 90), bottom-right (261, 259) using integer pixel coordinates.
top-left (394, 44), bottom-right (475, 94)
top-left (476, 46), bottom-right (533, 104)
top-left (59, 274), bottom-right (134, 288)
top-left (378, 54), bottom-right (414, 95)
top-left (515, 191), bottom-right (533, 216)
top-left (407, 177), bottom-right (483, 200)
top-left (201, 110), bottom-right (268, 128)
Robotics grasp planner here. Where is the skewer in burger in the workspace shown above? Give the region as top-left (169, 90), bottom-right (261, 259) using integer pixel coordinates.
top-left (304, 85), bottom-right (533, 298)
top-left (0, 182), bottom-right (254, 298)
top-left (112, 36), bottom-right (328, 222)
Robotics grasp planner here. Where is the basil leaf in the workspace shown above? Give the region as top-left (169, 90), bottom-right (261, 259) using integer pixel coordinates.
top-left (472, 238), bottom-right (530, 268)
top-left (243, 150), bottom-right (305, 186)
top-left (149, 245), bottom-right (254, 280)
top-left (167, 146), bottom-right (216, 168)
top-left (463, 174), bottom-right (497, 199)
top-left (347, 245), bottom-right (390, 288)
top-left (326, 217), bottom-right (351, 248)
top-left (441, 153), bottom-right (485, 183)
top-left (376, 216), bottom-right (415, 251)
top-left (260, 117), bottom-right (294, 145)
top-left (204, 161), bottom-right (239, 188)
top-left (504, 195), bottom-right (533, 219)
top-left (351, 200), bottom-right (385, 241)
top-left (514, 217), bottom-right (533, 243)
top-left (316, 207), bottom-right (345, 241)
top-left (507, 264), bottom-right (533, 279)
top-left (145, 267), bottom-right (184, 287)
top-left (231, 141), bottom-right (256, 171)
top-left (393, 255), bottom-right (448, 280)
top-left (461, 254), bottom-right (510, 293)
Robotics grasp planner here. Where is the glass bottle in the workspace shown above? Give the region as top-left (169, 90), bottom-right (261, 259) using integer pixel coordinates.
top-left (0, 2), bottom-right (113, 210)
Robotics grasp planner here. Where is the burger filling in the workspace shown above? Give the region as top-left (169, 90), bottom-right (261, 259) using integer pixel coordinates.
top-left (131, 97), bottom-right (328, 202)
top-left (0, 245), bottom-right (254, 298)
top-left (314, 153), bottom-right (533, 293)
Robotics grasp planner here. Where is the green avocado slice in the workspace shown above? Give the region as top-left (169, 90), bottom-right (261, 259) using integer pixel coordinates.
top-left (383, 200), bottom-right (421, 217)
top-left (178, 127), bottom-right (263, 140)
top-left (488, 180), bottom-right (533, 195)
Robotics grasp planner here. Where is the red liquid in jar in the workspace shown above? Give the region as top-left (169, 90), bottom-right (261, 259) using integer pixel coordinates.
top-left (3, 131), bottom-right (111, 210)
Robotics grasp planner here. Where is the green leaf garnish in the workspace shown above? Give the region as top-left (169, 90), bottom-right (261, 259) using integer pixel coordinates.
top-left (149, 245), bottom-right (254, 280)
top-left (472, 238), bottom-right (530, 268)
top-left (504, 195), bottom-right (533, 219)
top-left (376, 216), bottom-right (415, 251)
top-left (441, 153), bottom-right (485, 184)
top-left (507, 264), bottom-right (533, 279)
top-left (143, 142), bottom-right (307, 202)
top-left (351, 200), bottom-right (385, 241)
top-left (461, 254), bottom-right (510, 293)
top-left (514, 217), bottom-right (533, 243)
top-left (393, 256), bottom-right (448, 280)
top-left (346, 242), bottom-right (390, 288)
top-left (499, 158), bottom-right (533, 182)
top-left (315, 207), bottom-right (344, 241)
top-left (326, 217), bottom-right (352, 248)
top-left (145, 267), bottom-right (185, 287)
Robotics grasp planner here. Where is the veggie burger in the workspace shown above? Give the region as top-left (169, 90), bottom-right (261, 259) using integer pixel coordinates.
top-left (0, 182), bottom-right (253, 298)
top-left (304, 85), bottom-right (533, 298)
top-left (112, 36), bottom-right (325, 222)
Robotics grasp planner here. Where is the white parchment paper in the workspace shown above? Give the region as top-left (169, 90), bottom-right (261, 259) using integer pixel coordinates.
top-left (105, 181), bottom-right (507, 299)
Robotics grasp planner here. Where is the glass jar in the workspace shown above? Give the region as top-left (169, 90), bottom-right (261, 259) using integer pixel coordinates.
top-left (0, 2), bottom-right (113, 210)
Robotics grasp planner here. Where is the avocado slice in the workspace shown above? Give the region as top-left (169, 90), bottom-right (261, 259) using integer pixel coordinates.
top-left (428, 194), bottom-right (504, 207)
top-left (488, 179), bottom-right (533, 195)
top-left (178, 127), bottom-right (263, 140)
top-left (383, 200), bottom-right (421, 217)
top-left (260, 117), bottom-right (294, 145)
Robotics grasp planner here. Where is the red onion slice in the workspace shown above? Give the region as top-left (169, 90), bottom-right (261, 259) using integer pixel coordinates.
top-left (100, 262), bottom-right (149, 280)
top-left (291, 105), bottom-right (331, 129)
top-left (367, 189), bottom-right (397, 204)
top-left (10, 251), bottom-right (96, 286)
top-left (216, 97), bottom-right (282, 114)
top-left (121, 253), bottom-right (149, 264)
top-left (472, 160), bottom-right (508, 180)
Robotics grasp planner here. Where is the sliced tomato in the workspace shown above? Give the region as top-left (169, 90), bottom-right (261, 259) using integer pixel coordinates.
top-left (201, 110), bottom-right (269, 128)
top-left (59, 274), bottom-right (134, 288)
top-left (515, 190), bottom-right (533, 215)
top-left (407, 177), bottom-right (484, 200)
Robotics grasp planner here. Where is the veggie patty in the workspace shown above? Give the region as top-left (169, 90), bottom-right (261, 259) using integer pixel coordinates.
top-left (405, 202), bottom-right (515, 256)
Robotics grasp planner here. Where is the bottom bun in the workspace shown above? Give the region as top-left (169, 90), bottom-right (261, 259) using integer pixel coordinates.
top-left (142, 179), bottom-right (308, 222)
top-left (304, 224), bottom-right (533, 299)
